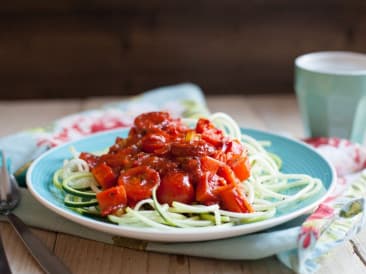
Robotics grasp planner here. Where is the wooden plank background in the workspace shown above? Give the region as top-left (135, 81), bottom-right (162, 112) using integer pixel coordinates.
top-left (0, 0), bottom-right (365, 99)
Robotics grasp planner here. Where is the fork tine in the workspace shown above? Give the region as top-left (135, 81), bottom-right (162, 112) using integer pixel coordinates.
top-left (0, 150), bottom-right (11, 201)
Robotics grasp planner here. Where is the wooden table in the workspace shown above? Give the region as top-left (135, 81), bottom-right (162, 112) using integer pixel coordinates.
top-left (1, 94), bottom-right (365, 274)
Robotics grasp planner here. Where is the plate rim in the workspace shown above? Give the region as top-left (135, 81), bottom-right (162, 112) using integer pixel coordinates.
top-left (26, 127), bottom-right (337, 242)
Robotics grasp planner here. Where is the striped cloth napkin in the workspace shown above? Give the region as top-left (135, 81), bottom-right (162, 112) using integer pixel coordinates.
top-left (0, 83), bottom-right (365, 274)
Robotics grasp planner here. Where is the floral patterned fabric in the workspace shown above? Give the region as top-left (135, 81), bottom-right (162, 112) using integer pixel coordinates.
top-left (278, 138), bottom-right (366, 273)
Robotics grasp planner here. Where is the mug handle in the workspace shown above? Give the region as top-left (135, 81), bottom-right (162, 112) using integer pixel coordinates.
top-left (351, 96), bottom-right (366, 144)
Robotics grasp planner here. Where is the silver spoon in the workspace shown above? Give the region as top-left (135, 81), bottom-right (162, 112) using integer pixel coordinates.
top-left (0, 151), bottom-right (72, 274)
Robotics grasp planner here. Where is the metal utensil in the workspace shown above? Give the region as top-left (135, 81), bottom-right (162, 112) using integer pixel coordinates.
top-left (0, 233), bottom-right (12, 274)
top-left (0, 150), bottom-right (72, 274)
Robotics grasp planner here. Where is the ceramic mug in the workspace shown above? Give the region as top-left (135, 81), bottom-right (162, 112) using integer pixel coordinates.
top-left (295, 51), bottom-right (366, 144)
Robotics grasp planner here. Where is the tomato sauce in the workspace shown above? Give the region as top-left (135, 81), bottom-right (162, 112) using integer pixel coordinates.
top-left (81, 112), bottom-right (253, 216)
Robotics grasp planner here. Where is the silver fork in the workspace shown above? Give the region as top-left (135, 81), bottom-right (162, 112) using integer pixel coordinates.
top-left (0, 150), bottom-right (72, 274)
top-left (0, 229), bottom-right (11, 274)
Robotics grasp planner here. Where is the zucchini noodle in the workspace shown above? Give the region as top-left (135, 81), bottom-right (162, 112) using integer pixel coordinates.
top-left (53, 113), bottom-right (324, 229)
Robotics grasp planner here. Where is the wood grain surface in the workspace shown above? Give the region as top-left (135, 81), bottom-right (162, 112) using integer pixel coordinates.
top-left (1, 1), bottom-right (366, 98)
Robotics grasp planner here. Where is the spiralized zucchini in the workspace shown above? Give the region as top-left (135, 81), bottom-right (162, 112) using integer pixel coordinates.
top-left (53, 112), bottom-right (324, 229)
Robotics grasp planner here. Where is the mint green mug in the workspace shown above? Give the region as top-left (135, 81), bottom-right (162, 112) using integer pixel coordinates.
top-left (295, 51), bottom-right (366, 144)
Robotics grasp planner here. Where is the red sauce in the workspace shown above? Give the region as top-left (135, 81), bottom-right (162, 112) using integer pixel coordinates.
top-left (81, 112), bottom-right (253, 216)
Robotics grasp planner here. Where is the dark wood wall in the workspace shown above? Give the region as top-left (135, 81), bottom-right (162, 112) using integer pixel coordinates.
top-left (0, 1), bottom-right (365, 99)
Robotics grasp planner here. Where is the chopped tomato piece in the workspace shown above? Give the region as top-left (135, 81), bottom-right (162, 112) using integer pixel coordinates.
top-left (225, 139), bottom-right (244, 156)
top-left (79, 152), bottom-right (99, 169)
top-left (220, 187), bottom-right (254, 213)
top-left (99, 147), bottom-right (137, 169)
top-left (228, 156), bottom-right (251, 181)
top-left (118, 166), bottom-right (160, 206)
top-left (134, 111), bottom-right (170, 131)
top-left (212, 150), bottom-right (227, 162)
top-left (108, 137), bottom-right (127, 153)
top-left (200, 156), bottom-right (222, 174)
top-left (195, 118), bottom-right (215, 133)
top-left (178, 158), bottom-right (201, 185)
top-left (92, 162), bottom-right (118, 189)
top-left (137, 155), bottom-right (178, 177)
top-left (96, 185), bottom-right (127, 216)
top-left (195, 118), bottom-right (224, 147)
top-left (196, 173), bottom-right (216, 204)
top-left (196, 172), bottom-right (227, 205)
top-left (157, 172), bottom-right (195, 205)
top-left (170, 140), bottom-right (215, 157)
top-left (164, 119), bottom-right (188, 137)
top-left (202, 131), bottom-right (224, 147)
top-left (217, 164), bottom-right (237, 185)
top-left (125, 127), bottom-right (140, 146)
top-left (141, 129), bottom-right (170, 155)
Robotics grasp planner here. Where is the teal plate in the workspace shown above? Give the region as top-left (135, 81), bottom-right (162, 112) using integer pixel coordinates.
top-left (27, 128), bottom-right (336, 242)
